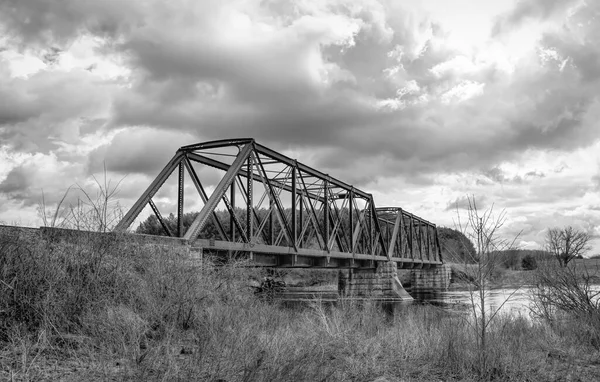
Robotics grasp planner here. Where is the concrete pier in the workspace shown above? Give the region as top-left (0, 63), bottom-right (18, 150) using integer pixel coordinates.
top-left (340, 262), bottom-right (413, 301)
top-left (409, 265), bottom-right (452, 301)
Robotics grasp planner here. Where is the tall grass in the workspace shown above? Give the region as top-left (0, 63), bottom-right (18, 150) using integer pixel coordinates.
top-left (1, 230), bottom-right (599, 381)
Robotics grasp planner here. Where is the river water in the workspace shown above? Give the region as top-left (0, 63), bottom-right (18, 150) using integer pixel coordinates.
top-left (436, 287), bottom-right (536, 317)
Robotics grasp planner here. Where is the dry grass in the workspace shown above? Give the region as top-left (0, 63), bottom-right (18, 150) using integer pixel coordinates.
top-left (1, 231), bottom-right (600, 381)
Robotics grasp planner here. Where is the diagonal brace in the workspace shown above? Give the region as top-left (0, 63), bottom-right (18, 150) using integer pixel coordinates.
top-left (115, 151), bottom-right (184, 231)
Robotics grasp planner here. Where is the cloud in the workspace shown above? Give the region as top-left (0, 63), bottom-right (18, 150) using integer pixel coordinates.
top-left (593, 172), bottom-right (600, 192)
top-left (0, 153), bottom-right (84, 206)
top-left (525, 170), bottom-right (545, 179)
top-left (0, 0), bottom-right (140, 48)
top-left (0, 67), bottom-right (114, 153)
top-left (2, 0), bottom-right (599, 180)
top-left (87, 127), bottom-right (196, 176)
top-left (492, 0), bottom-right (579, 36)
top-left (445, 194), bottom-right (489, 212)
top-left (1, 0), bottom-right (600, 252)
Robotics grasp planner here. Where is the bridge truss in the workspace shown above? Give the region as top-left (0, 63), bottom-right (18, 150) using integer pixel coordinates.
top-left (114, 139), bottom-right (443, 268)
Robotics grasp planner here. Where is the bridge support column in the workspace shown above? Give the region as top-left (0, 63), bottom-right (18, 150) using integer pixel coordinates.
top-left (339, 262), bottom-right (413, 301)
top-left (409, 264), bottom-right (451, 301)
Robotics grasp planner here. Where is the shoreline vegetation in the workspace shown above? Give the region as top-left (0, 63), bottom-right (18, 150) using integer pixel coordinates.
top-left (2, 232), bottom-right (600, 381)
top-left (447, 258), bottom-right (600, 291)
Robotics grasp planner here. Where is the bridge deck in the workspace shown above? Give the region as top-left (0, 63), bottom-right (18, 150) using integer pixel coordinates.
top-left (191, 238), bottom-right (442, 268)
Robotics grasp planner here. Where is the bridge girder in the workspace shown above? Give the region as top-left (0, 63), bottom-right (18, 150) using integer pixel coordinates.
top-left (114, 139), bottom-right (443, 266)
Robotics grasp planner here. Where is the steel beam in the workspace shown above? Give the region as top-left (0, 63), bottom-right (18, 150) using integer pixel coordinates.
top-left (387, 211), bottom-right (402, 258)
top-left (180, 138), bottom-right (254, 152)
top-left (291, 165), bottom-right (297, 248)
top-left (177, 162), bottom-right (184, 237)
top-left (246, 156), bottom-right (253, 241)
top-left (149, 198), bottom-right (173, 237)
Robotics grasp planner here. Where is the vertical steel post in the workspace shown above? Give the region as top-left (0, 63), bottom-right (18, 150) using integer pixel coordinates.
top-left (349, 188), bottom-right (354, 253)
top-left (177, 161), bottom-right (185, 237)
top-left (291, 165), bottom-right (297, 248)
top-left (435, 227), bottom-right (443, 262)
top-left (424, 224), bottom-right (429, 260)
top-left (365, 199), bottom-right (375, 252)
top-left (399, 211), bottom-right (404, 257)
top-left (409, 217), bottom-right (414, 259)
top-left (230, 182), bottom-right (235, 242)
top-left (269, 198), bottom-right (274, 245)
top-left (246, 156), bottom-right (253, 241)
top-left (298, 194), bottom-right (303, 247)
top-left (324, 178), bottom-right (329, 251)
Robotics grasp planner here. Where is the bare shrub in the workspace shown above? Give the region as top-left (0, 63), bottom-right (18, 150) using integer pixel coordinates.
top-left (531, 258), bottom-right (600, 349)
top-left (37, 167), bottom-right (125, 232)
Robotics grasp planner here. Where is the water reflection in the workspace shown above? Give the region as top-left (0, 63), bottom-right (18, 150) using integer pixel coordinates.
top-left (435, 287), bottom-right (535, 316)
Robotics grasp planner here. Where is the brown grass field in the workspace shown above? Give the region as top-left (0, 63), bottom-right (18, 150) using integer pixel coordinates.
top-left (2, 232), bottom-right (600, 381)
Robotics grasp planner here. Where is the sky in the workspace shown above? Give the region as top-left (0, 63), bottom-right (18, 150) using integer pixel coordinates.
top-left (1, 0), bottom-right (600, 254)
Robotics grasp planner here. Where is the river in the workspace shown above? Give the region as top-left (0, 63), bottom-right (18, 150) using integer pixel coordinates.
top-left (436, 287), bottom-right (536, 317)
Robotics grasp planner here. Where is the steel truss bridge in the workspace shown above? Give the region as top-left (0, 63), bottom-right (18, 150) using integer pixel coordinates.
top-left (115, 139), bottom-right (443, 268)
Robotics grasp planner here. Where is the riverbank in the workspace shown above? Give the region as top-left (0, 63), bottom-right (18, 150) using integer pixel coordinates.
top-left (3, 235), bottom-right (600, 381)
top-left (447, 258), bottom-right (600, 290)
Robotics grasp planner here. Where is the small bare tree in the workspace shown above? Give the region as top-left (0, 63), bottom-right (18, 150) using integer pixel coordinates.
top-left (453, 196), bottom-right (521, 377)
top-left (545, 226), bottom-right (591, 267)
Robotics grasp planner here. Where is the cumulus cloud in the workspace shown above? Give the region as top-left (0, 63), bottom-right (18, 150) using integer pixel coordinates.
top-left (2, 0), bottom-right (599, 177)
top-left (1, 0), bottom-right (600, 251)
top-left (0, 67), bottom-right (114, 152)
top-left (0, 153), bottom-right (84, 206)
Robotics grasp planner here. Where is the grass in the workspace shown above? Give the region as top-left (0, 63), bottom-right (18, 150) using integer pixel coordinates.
top-left (2, 230), bottom-right (600, 381)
